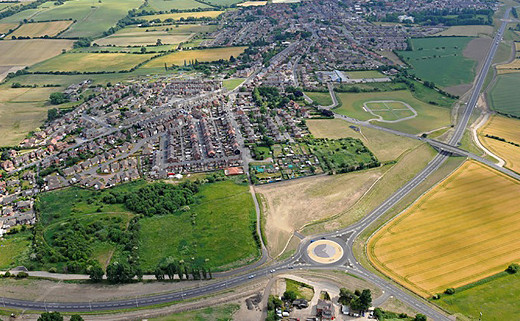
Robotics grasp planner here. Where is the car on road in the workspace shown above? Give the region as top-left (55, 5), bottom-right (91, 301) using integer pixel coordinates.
top-left (248, 274), bottom-right (255, 279)
top-left (270, 269), bottom-right (276, 273)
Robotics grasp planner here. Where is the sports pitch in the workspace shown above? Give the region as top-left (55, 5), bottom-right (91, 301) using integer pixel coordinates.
top-left (369, 161), bottom-right (520, 297)
top-left (363, 100), bottom-right (417, 122)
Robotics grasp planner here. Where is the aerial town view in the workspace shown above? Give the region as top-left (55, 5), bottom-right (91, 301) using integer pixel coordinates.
top-left (0, 0), bottom-right (520, 320)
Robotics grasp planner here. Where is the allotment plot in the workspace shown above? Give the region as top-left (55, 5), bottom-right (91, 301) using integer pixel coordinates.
top-left (369, 161), bottom-right (520, 297)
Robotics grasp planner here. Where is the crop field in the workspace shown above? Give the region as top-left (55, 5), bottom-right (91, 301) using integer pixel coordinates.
top-left (94, 33), bottom-right (193, 46)
top-left (0, 39), bottom-right (73, 67)
top-left (497, 59), bottom-right (520, 74)
top-left (334, 90), bottom-right (451, 134)
top-left (1, 0), bottom-right (144, 38)
top-left (138, 180), bottom-right (259, 271)
top-left (204, 0), bottom-right (244, 5)
top-left (143, 47), bottom-right (246, 68)
top-left (369, 161), bottom-right (520, 297)
top-left (434, 25), bottom-right (493, 37)
top-left (488, 72), bottom-right (520, 117)
top-left (10, 20), bottom-right (73, 38)
top-left (479, 115), bottom-right (520, 172)
top-left (146, 0), bottom-right (212, 10)
top-left (437, 272), bottom-right (520, 321)
top-left (115, 24), bottom-right (217, 35)
top-left (30, 53), bottom-right (156, 72)
top-left (397, 37), bottom-right (476, 87)
top-left (305, 91), bottom-right (333, 106)
top-left (238, 1), bottom-right (267, 6)
top-left (0, 22), bottom-right (17, 34)
top-left (140, 11), bottom-right (224, 21)
top-left (0, 86), bottom-right (65, 146)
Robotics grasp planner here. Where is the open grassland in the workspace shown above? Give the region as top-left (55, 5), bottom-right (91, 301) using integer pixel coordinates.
top-left (479, 115), bottom-right (520, 172)
top-left (149, 304), bottom-right (239, 321)
top-left (305, 91), bottom-right (333, 106)
top-left (306, 118), bottom-right (420, 162)
top-left (345, 70), bottom-right (385, 79)
top-left (144, 47), bottom-right (246, 68)
top-left (435, 25), bottom-right (494, 37)
top-left (138, 180), bottom-right (259, 271)
top-left (0, 86), bottom-right (64, 146)
top-left (369, 161), bottom-right (520, 297)
top-left (146, 0), bottom-right (212, 10)
top-left (260, 119), bottom-right (422, 256)
top-left (0, 39), bottom-right (73, 67)
top-left (223, 78), bottom-right (244, 90)
top-left (0, 22), bottom-right (17, 33)
top-left (140, 11), bottom-right (224, 21)
top-left (30, 53), bottom-right (155, 72)
top-left (10, 20), bottom-right (73, 38)
top-left (397, 37), bottom-right (476, 87)
top-left (334, 90), bottom-right (451, 134)
top-left (285, 279), bottom-right (314, 300)
top-left (0, 231), bottom-right (31, 270)
top-left (488, 72), bottom-right (520, 117)
top-left (437, 272), bottom-right (520, 321)
top-left (1, 0), bottom-right (144, 38)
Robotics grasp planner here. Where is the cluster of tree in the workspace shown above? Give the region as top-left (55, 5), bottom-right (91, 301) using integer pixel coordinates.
top-left (121, 181), bottom-right (198, 216)
top-left (373, 308), bottom-right (427, 321)
top-left (506, 263), bottom-right (520, 274)
top-left (49, 92), bottom-right (70, 105)
top-left (73, 38), bottom-right (92, 48)
top-left (154, 256), bottom-right (212, 281)
top-left (512, 7), bottom-right (518, 19)
top-left (411, 8), bottom-right (493, 26)
top-left (37, 312), bottom-right (83, 321)
top-left (339, 288), bottom-right (372, 313)
top-left (0, 0), bottom-right (47, 20)
top-left (252, 86), bottom-right (291, 111)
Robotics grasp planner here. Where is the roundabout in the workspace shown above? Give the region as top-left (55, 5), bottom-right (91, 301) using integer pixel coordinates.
top-left (305, 239), bottom-right (345, 265)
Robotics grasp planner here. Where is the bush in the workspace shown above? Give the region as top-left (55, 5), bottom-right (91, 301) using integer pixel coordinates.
top-left (506, 263), bottom-right (520, 274)
top-left (16, 271), bottom-right (28, 278)
top-left (444, 287), bottom-right (455, 295)
top-left (48, 267), bottom-right (57, 273)
top-left (2, 271), bottom-right (11, 278)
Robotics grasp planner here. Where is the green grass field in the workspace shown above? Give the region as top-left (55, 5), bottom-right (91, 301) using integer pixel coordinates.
top-left (146, 0), bottom-right (212, 10)
top-left (334, 89), bottom-right (451, 134)
top-left (305, 91), bottom-right (333, 106)
top-left (1, 0), bottom-right (143, 38)
top-left (345, 70), bottom-right (385, 79)
top-left (0, 231), bottom-right (32, 270)
top-left (223, 78), bottom-right (244, 90)
top-left (397, 37), bottom-right (476, 87)
top-left (436, 272), bottom-right (520, 320)
top-left (149, 304), bottom-right (239, 321)
top-left (488, 72), bottom-right (520, 117)
top-left (138, 180), bottom-right (259, 272)
top-left (285, 279), bottom-right (314, 301)
top-left (30, 53), bottom-right (156, 72)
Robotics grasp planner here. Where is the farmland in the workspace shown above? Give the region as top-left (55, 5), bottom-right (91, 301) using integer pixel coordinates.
top-left (368, 161), bottom-right (520, 297)
top-left (436, 272), bottom-right (520, 321)
top-left (138, 180), bottom-right (260, 271)
top-left (143, 47), bottom-right (246, 69)
top-left (30, 53), bottom-right (156, 73)
top-left (0, 39), bottom-right (74, 70)
top-left (0, 86), bottom-right (64, 146)
top-left (434, 25), bottom-right (493, 37)
top-left (0, 22), bottom-right (17, 33)
top-left (140, 11), bottom-right (224, 21)
top-left (397, 37), bottom-right (476, 87)
top-left (479, 115), bottom-right (520, 172)
top-left (10, 20), bottom-right (73, 38)
top-left (1, 0), bottom-right (144, 38)
top-left (145, 0), bottom-right (212, 11)
top-left (334, 89), bottom-right (451, 134)
top-left (488, 72), bottom-right (520, 117)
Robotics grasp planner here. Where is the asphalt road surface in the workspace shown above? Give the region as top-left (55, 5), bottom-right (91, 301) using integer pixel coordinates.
top-left (0, 8), bottom-right (513, 321)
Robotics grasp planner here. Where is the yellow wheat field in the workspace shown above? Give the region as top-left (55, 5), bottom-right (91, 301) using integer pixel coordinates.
top-left (368, 160), bottom-right (520, 297)
top-left (479, 115), bottom-right (520, 172)
top-left (10, 21), bottom-right (73, 38)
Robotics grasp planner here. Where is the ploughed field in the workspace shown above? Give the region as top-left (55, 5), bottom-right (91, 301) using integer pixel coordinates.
top-left (368, 161), bottom-right (520, 297)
